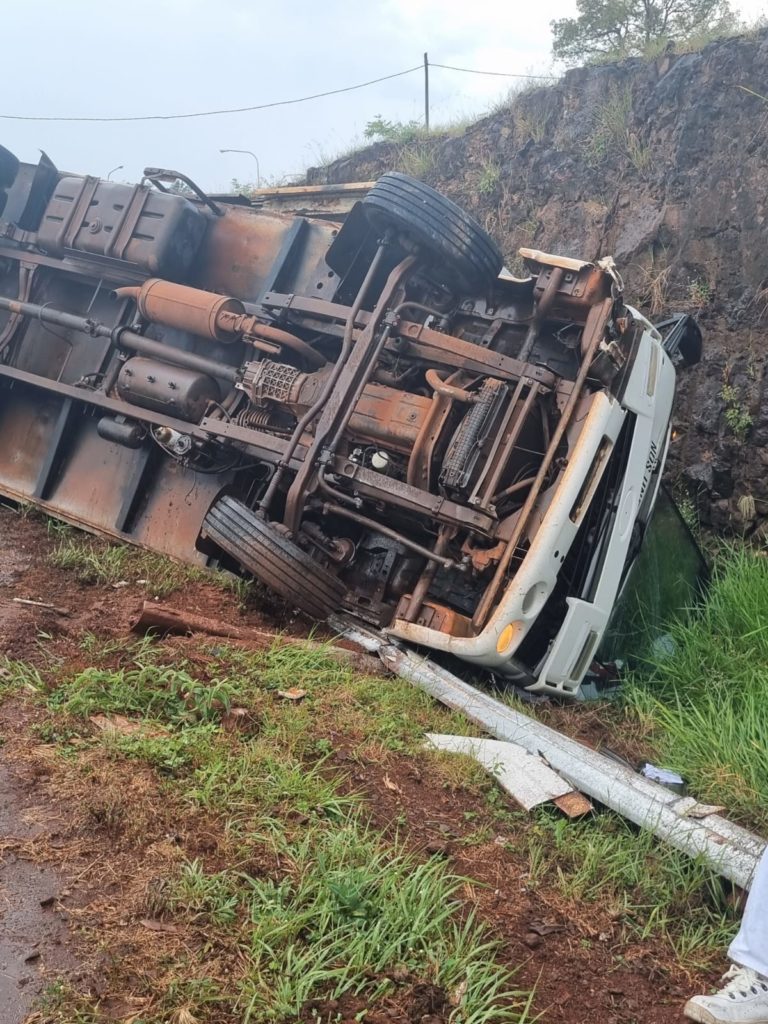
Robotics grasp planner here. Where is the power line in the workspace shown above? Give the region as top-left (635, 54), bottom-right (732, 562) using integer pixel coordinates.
top-left (0, 65), bottom-right (423, 123)
top-left (0, 60), bottom-right (558, 124)
top-left (430, 62), bottom-right (557, 80)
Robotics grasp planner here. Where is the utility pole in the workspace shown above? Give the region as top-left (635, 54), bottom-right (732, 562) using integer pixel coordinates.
top-left (424, 52), bottom-right (430, 131)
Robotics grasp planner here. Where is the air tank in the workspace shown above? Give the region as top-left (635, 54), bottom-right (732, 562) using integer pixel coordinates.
top-left (116, 357), bottom-right (220, 421)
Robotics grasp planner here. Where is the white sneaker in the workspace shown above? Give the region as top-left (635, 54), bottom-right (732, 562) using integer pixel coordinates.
top-left (685, 965), bottom-right (768, 1023)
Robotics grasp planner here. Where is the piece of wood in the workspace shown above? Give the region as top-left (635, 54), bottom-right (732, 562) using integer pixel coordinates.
top-left (11, 597), bottom-right (70, 616)
top-left (553, 791), bottom-right (594, 819)
top-left (131, 601), bottom-right (275, 642)
top-left (130, 602), bottom-right (382, 675)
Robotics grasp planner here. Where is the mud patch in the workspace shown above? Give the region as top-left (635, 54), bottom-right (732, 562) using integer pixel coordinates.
top-left (0, 762), bottom-right (77, 1024)
top-left (0, 546), bottom-right (32, 588)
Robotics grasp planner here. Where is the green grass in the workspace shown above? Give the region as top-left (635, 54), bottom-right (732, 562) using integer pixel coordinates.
top-left (0, 656), bottom-right (45, 697)
top-left (477, 158), bottom-right (502, 194)
top-left (524, 809), bottom-right (737, 970)
top-left (47, 661), bottom-right (234, 725)
top-left (582, 82), bottom-right (651, 175)
top-left (162, 821), bottom-right (528, 1023)
top-left (514, 545), bottom-right (768, 970)
top-left (43, 634), bottom-right (480, 787)
top-left (48, 528), bottom-right (250, 601)
top-left (624, 547), bottom-right (768, 831)
top-left (245, 822), bottom-right (524, 1022)
top-left (49, 532), bottom-right (206, 597)
top-left (24, 555), bottom-right (768, 1019)
top-left (26, 635), bottom-right (520, 1021)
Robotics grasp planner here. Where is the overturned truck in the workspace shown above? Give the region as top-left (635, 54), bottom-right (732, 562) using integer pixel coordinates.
top-left (0, 148), bottom-right (701, 695)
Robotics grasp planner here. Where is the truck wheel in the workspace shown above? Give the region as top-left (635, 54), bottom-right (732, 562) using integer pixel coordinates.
top-left (203, 495), bottom-right (346, 620)
top-left (361, 172), bottom-right (503, 292)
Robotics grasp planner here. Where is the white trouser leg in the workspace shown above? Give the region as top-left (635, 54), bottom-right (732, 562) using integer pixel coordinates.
top-left (729, 847), bottom-right (768, 978)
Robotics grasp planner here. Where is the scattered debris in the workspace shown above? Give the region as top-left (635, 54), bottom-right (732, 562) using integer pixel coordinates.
top-left (343, 624), bottom-right (768, 887)
top-left (449, 979), bottom-right (468, 1007)
top-left (89, 713), bottom-right (142, 735)
top-left (425, 733), bottom-right (591, 814)
top-left (11, 597), bottom-right (70, 616)
top-left (89, 714), bottom-right (168, 738)
top-left (276, 687), bottom-right (307, 702)
top-left (552, 791), bottom-right (595, 818)
top-left (383, 774), bottom-right (404, 795)
top-left (220, 707), bottom-right (255, 733)
top-left (527, 919), bottom-right (563, 937)
top-left (678, 798), bottom-right (728, 819)
top-left (641, 763), bottom-right (687, 794)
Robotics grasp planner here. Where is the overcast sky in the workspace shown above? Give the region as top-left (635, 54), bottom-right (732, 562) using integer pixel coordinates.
top-left (3, 0), bottom-right (766, 190)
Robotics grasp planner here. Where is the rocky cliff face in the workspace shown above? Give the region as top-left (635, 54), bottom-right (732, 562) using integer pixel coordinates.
top-left (308, 29), bottom-right (768, 534)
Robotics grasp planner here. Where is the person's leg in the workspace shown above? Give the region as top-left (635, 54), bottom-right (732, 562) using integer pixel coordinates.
top-left (729, 848), bottom-right (768, 977)
top-left (685, 848), bottom-right (768, 1023)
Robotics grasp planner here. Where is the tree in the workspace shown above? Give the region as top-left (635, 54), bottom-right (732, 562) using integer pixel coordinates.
top-left (551, 0), bottom-right (738, 65)
top-left (364, 116), bottom-right (425, 143)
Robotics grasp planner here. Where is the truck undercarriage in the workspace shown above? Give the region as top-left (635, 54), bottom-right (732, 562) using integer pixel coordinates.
top-left (0, 147), bottom-right (701, 695)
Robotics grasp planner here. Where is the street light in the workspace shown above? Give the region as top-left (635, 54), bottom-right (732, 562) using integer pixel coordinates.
top-left (219, 149), bottom-right (261, 188)
top-left (107, 164), bottom-right (124, 180)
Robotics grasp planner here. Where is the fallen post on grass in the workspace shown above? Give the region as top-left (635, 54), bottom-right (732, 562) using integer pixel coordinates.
top-left (336, 619), bottom-right (767, 890)
top-left (426, 733), bottom-right (593, 816)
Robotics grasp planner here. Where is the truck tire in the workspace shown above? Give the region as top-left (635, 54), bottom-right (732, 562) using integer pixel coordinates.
top-left (202, 495), bottom-right (346, 620)
top-left (361, 172), bottom-right (503, 292)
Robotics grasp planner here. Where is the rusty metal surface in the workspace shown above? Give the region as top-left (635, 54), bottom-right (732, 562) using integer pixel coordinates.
top-left (259, 292), bottom-right (558, 387)
top-left (0, 145), bottom-right (652, 689)
top-left (198, 207), bottom-right (340, 303)
top-left (328, 458), bottom-right (496, 532)
top-left (244, 181), bottom-right (376, 218)
top-left (471, 297), bottom-right (615, 628)
top-left (0, 384), bottom-right (227, 562)
top-left (282, 251), bottom-right (411, 532)
top-left (118, 279), bottom-right (245, 343)
top-left (348, 384), bottom-right (432, 451)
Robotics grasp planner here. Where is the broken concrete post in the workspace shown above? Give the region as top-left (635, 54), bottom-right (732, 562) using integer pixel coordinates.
top-left (337, 621), bottom-right (766, 890)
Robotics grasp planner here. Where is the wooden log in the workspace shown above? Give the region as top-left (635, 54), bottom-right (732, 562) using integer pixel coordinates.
top-left (131, 601), bottom-right (384, 675)
top-left (131, 601), bottom-right (274, 642)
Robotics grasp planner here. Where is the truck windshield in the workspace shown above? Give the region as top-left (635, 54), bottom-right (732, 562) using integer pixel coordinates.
top-left (597, 488), bottom-right (707, 668)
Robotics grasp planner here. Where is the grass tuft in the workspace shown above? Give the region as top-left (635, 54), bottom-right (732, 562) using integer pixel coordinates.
top-left (0, 656), bottom-right (45, 696)
top-left (49, 533), bottom-right (206, 597)
top-left (524, 808), bottom-right (737, 971)
top-left (624, 547), bottom-right (768, 831)
top-left (167, 819), bottom-right (526, 1023)
top-left (49, 529), bottom-right (250, 601)
top-left (584, 83), bottom-right (652, 175)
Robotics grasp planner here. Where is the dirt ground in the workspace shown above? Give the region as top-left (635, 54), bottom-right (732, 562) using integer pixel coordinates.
top-left (0, 504), bottom-right (721, 1024)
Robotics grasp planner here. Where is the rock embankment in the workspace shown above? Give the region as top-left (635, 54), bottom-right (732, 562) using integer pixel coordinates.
top-left (309, 29), bottom-right (768, 533)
